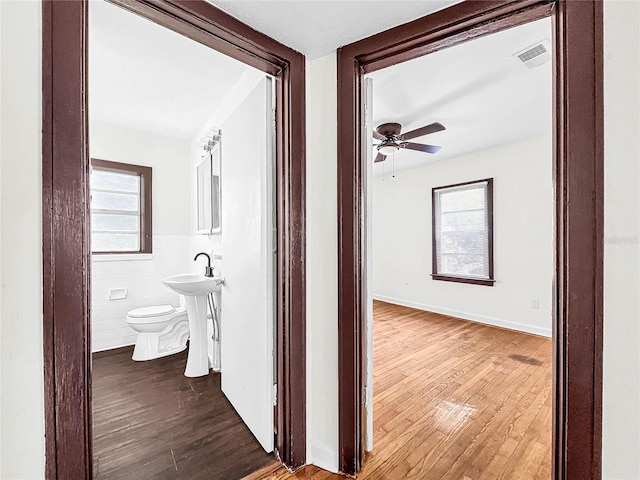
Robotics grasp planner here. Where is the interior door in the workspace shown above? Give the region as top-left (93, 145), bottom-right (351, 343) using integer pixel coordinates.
top-left (364, 77), bottom-right (374, 452)
top-left (221, 76), bottom-right (275, 452)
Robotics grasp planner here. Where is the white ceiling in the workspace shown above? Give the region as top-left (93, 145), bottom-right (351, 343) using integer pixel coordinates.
top-left (89, 0), bottom-right (250, 139)
top-left (207, 0), bottom-right (462, 60)
top-left (89, 0), bottom-right (551, 159)
top-left (369, 17), bottom-right (552, 176)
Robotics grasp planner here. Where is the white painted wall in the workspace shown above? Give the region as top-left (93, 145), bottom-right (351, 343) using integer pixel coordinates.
top-left (602, 1), bottom-right (640, 479)
top-left (0, 1), bottom-right (45, 478)
top-left (89, 122), bottom-right (191, 352)
top-left (0, 1), bottom-right (3, 471)
top-left (372, 136), bottom-right (553, 337)
top-left (91, 121), bottom-right (191, 236)
top-left (0, 2), bottom-right (639, 479)
top-left (306, 54), bottom-right (339, 472)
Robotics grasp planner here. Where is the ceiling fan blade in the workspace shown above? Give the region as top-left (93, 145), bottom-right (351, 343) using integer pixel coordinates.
top-left (400, 122), bottom-right (445, 140)
top-left (402, 142), bottom-right (442, 154)
top-left (373, 130), bottom-right (385, 140)
top-left (374, 152), bottom-right (386, 163)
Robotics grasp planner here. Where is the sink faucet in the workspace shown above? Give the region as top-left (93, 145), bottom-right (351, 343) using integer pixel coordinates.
top-left (194, 252), bottom-right (214, 277)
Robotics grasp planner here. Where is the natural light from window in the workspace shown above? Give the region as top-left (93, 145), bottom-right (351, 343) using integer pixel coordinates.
top-left (91, 168), bottom-right (141, 252)
top-left (432, 178), bottom-right (493, 285)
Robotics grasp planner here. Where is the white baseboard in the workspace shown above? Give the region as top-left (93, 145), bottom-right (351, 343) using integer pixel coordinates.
top-left (372, 294), bottom-right (552, 338)
top-left (308, 440), bottom-right (339, 473)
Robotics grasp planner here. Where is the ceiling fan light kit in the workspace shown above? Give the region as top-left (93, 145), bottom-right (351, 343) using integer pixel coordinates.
top-left (373, 120), bottom-right (445, 163)
top-left (377, 142), bottom-right (399, 156)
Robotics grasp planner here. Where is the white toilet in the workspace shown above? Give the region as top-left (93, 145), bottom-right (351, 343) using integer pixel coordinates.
top-left (126, 296), bottom-right (189, 361)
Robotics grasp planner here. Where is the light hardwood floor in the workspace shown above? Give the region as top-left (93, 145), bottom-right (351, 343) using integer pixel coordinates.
top-left (246, 300), bottom-right (552, 480)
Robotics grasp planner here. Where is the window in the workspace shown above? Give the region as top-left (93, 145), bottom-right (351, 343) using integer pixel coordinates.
top-left (432, 178), bottom-right (494, 286)
top-left (90, 159), bottom-right (152, 254)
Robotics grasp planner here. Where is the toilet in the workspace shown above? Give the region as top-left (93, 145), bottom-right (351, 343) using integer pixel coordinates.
top-left (126, 296), bottom-right (189, 361)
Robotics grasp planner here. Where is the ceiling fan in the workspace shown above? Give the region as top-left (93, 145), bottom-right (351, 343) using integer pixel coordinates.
top-left (373, 121), bottom-right (446, 163)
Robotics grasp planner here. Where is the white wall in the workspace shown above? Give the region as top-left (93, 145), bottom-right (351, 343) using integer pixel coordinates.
top-left (0, 2), bottom-right (639, 479)
top-left (89, 122), bottom-right (191, 352)
top-left (306, 54), bottom-right (339, 472)
top-left (0, 1), bottom-right (45, 477)
top-left (91, 121), bottom-right (191, 236)
top-left (602, 1), bottom-right (640, 478)
top-left (372, 136), bottom-right (553, 337)
top-left (0, 1), bottom-right (3, 470)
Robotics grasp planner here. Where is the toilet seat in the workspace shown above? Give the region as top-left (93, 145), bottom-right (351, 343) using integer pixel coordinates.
top-left (126, 305), bottom-right (186, 327)
top-left (128, 304), bottom-right (175, 319)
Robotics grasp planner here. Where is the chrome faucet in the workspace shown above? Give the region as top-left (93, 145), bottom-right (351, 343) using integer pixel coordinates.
top-left (194, 252), bottom-right (214, 277)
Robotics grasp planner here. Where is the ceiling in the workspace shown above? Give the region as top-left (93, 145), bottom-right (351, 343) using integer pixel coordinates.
top-left (369, 17), bottom-right (552, 176)
top-left (207, 1), bottom-right (462, 60)
top-left (89, 0), bottom-right (250, 139)
top-left (89, 0), bottom-right (551, 159)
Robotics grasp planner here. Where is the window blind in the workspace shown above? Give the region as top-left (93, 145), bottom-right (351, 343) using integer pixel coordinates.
top-left (90, 168), bottom-right (141, 252)
top-left (433, 180), bottom-right (491, 280)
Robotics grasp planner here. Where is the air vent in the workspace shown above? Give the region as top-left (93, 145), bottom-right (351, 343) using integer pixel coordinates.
top-left (512, 39), bottom-right (551, 69)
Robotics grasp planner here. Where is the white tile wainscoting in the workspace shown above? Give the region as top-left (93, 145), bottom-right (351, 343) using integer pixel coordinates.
top-left (91, 235), bottom-right (191, 352)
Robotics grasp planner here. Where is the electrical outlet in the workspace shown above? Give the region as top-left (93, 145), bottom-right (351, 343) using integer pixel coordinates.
top-left (531, 298), bottom-right (539, 309)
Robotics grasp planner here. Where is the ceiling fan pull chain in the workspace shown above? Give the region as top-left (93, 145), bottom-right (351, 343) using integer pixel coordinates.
top-left (392, 150), bottom-right (396, 178)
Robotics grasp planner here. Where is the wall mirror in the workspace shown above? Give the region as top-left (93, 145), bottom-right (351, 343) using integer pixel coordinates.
top-left (197, 140), bottom-right (221, 234)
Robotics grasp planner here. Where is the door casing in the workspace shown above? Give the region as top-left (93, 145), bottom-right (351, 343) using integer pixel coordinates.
top-left (337, 0), bottom-right (603, 477)
top-left (42, 1), bottom-right (306, 477)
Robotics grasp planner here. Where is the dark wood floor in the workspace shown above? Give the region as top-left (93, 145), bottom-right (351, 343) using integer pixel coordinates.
top-left (92, 346), bottom-right (274, 479)
top-left (247, 301), bottom-right (551, 479)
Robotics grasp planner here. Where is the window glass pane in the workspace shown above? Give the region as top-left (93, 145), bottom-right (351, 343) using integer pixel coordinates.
top-left (440, 187), bottom-right (485, 212)
top-left (91, 191), bottom-right (139, 211)
top-left (440, 253), bottom-right (487, 276)
top-left (434, 180), bottom-right (491, 280)
top-left (91, 213), bottom-right (139, 233)
top-left (92, 233), bottom-right (140, 252)
top-left (441, 231), bottom-right (486, 256)
top-left (91, 170), bottom-right (140, 193)
top-left (441, 210), bottom-right (485, 232)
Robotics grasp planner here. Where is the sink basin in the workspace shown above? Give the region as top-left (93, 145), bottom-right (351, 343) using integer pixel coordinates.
top-left (162, 273), bottom-right (224, 296)
top-left (162, 273), bottom-right (225, 377)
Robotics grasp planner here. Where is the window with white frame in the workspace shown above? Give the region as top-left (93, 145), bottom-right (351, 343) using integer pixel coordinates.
top-left (90, 159), bottom-right (152, 254)
top-left (432, 178), bottom-right (494, 286)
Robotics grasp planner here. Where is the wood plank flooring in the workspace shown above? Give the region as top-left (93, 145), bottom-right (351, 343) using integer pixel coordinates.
top-left (245, 301), bottom-right (551, 480)
top-left (92, 346), bottom-right (274, 479)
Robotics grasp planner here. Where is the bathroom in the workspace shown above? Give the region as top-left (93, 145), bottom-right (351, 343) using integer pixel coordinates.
top-left (89, 2), bottom-right (276, 477)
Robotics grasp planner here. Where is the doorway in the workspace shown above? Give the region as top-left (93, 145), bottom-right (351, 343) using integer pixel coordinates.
top-left (42, 1), bottom-right (306, 478)
top-left (337, 1), bottom-right (603, 478)
top-left (88, 3), bottom-right (278, 475)
top-left (361, 16), bottom-right (555, 477)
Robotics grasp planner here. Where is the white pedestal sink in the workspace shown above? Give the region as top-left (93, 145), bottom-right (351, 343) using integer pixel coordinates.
top-left (162, 274), bottom-right (224, 377)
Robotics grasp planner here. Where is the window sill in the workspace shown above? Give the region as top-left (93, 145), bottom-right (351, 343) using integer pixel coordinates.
top-left (431, 274), bottom-right (495, 286)
top-left (92, 253), bottom-right (153, 262)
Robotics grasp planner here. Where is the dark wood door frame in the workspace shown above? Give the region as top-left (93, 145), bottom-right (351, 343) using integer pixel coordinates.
top-left (42, 1), bottom-right (306, 478)
top-left (337, 0), bottom-right (603, 478)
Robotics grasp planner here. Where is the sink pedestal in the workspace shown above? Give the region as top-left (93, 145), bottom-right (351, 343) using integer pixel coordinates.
top-left (162, 273), bottom-right (224, 378)
top-left (184, 294), bottom-right (209, 377)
